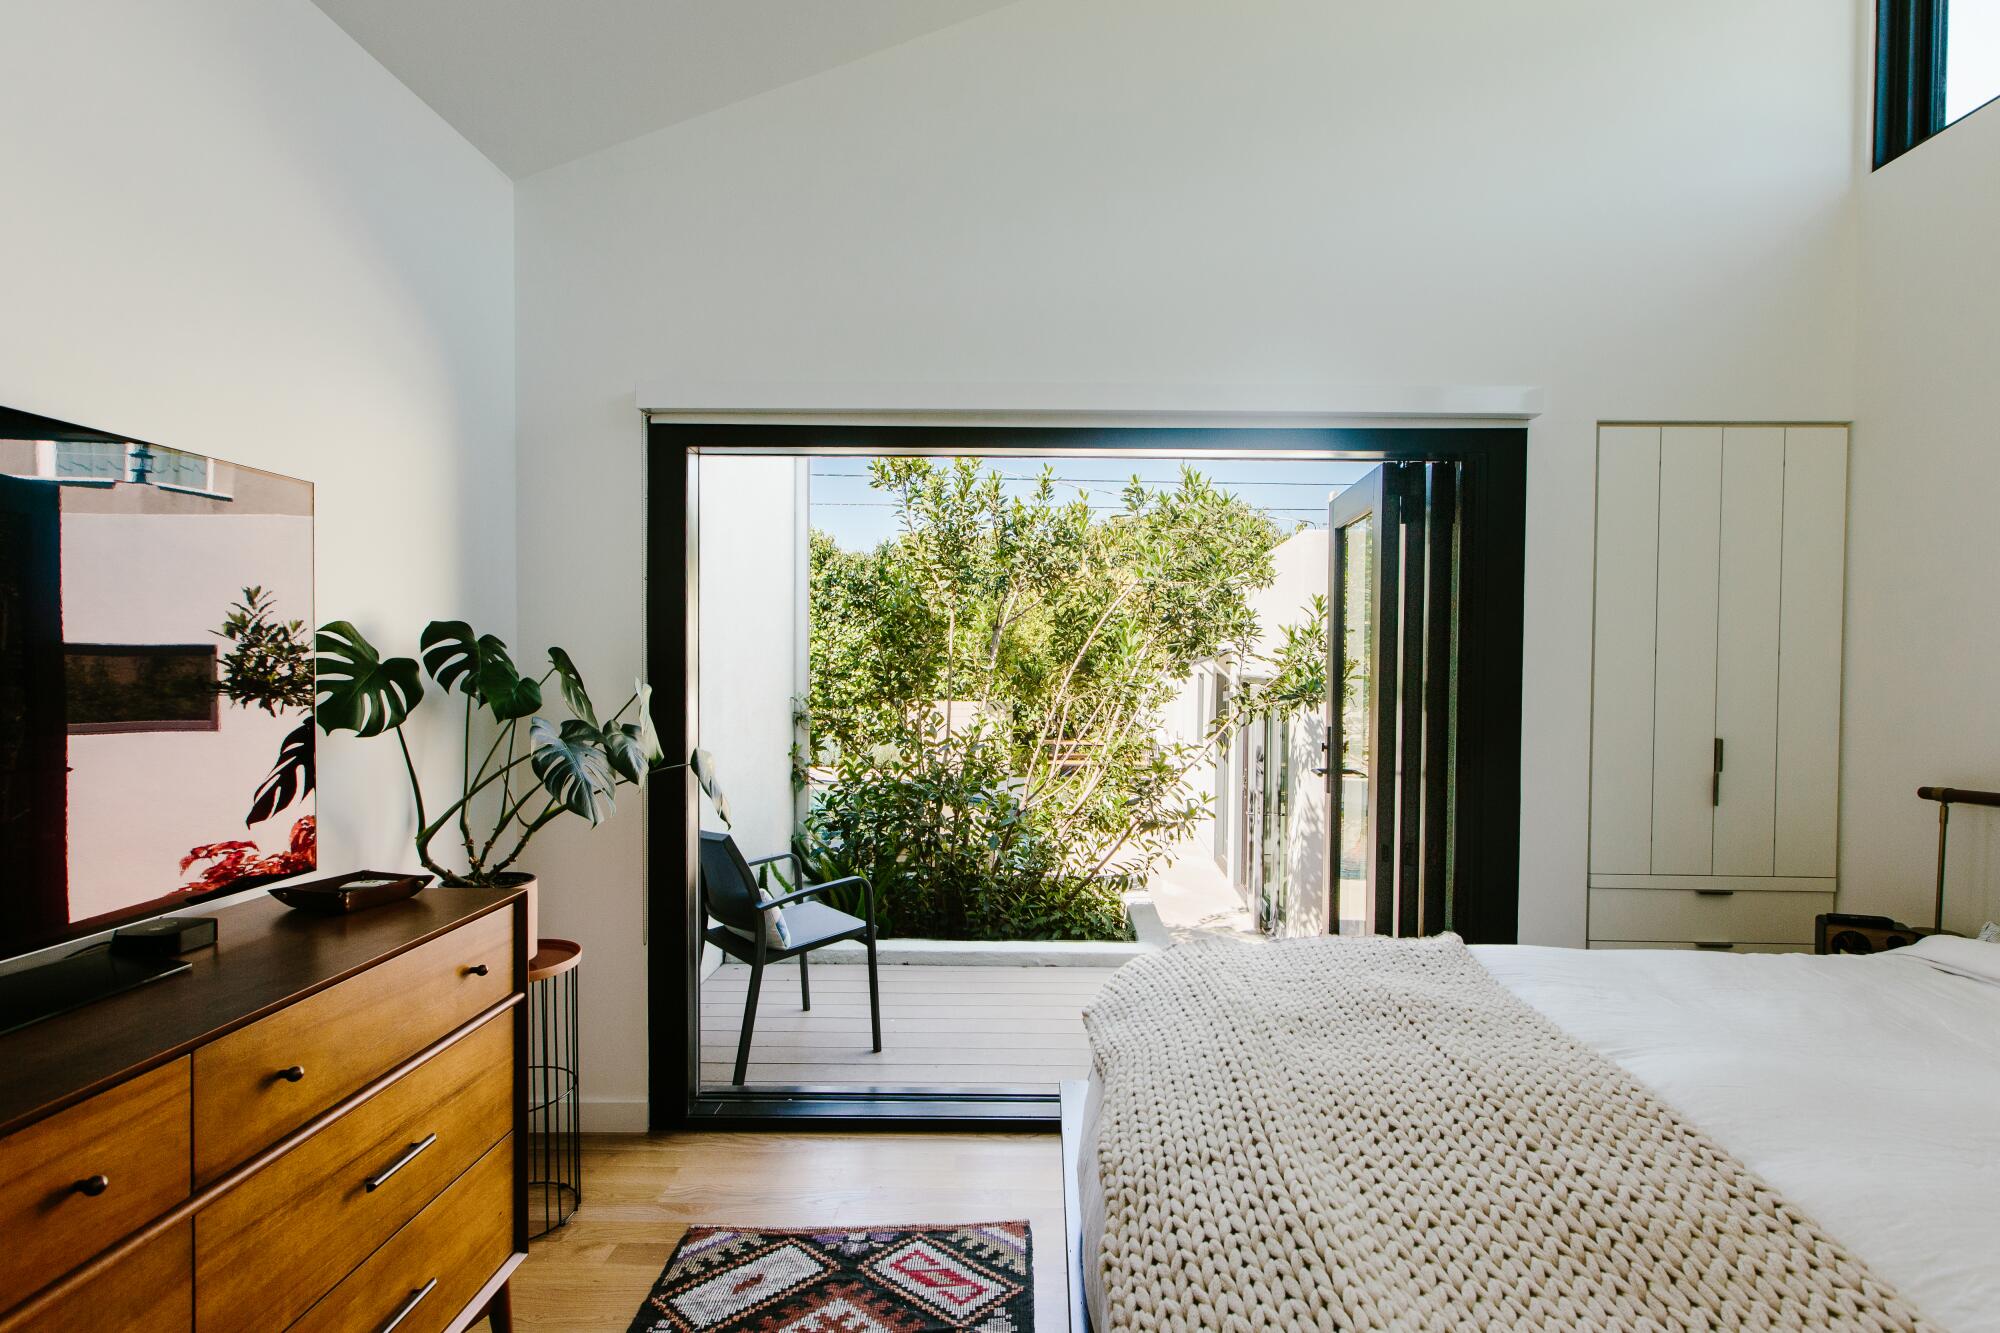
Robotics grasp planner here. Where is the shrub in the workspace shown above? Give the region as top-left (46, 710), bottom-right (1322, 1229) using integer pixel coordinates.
top-left (791, 725), bottom-right (1130, 942)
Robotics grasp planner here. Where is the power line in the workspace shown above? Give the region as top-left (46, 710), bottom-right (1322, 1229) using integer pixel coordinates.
top-left (811, 469), bottom-right (1356, 490)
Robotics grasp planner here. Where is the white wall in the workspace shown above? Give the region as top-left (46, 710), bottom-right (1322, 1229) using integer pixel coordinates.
top-left (1847, 104), bottom-right (2000, 931)
top-left (517, 0), bottom-right (1858, 1117)
top-left (698, 454), bottom-right (808, 857)
top-left (0, 2), bottom-right (515, 904)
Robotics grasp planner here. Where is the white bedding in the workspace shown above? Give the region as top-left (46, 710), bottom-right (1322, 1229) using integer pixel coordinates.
top-left (1080, 940), bottom-right (2000, 1331)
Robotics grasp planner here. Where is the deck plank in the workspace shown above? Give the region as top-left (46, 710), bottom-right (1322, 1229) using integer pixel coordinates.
top-left (701, 961), bottom-right (1121, 1089)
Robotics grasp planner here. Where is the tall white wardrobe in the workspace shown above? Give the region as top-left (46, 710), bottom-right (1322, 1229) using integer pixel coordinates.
top-left (1589, 424), bottom-right (1847, 950)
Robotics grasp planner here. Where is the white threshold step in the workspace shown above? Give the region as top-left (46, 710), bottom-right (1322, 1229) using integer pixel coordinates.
top-left (798, 936), bottom-right (1154, 968)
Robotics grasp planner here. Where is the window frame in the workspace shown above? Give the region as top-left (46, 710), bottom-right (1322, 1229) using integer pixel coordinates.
top-left (1875, 0), bottom-right (1999, 167)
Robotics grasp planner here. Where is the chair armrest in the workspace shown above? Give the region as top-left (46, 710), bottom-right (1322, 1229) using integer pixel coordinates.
top-left (758, 883), bottom-right (830, 909)
top-left (758, 875), bottom-right (873, 919)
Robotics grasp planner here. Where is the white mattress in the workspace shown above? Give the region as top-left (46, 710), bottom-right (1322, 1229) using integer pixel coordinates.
top-left (1079, 941), bottom-right (2000, 1331)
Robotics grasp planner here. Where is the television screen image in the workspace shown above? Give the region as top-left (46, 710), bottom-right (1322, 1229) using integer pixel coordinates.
top-left (0, 407), bottom-right (314, 959)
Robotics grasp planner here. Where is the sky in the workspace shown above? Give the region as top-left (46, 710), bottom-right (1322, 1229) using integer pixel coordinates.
top-left (810, 455), bottom-right (1379, 551)
top-left (1948, 0), bottom-right (2000, 123)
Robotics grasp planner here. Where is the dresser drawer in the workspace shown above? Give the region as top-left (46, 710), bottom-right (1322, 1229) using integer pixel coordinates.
top-left (195, 1011), bottom-right (513, 1331)
top-left (194, 905), bottom-right (511, 1183)
top-left (0, 1220), bottom-right (192, 1333)
top-left (0, 1057), bottom-right (189, 1310)
top-left (291, 1134), bottom-right (515, 1333)
top-left (1589, 887), bottom-right (1832, 945)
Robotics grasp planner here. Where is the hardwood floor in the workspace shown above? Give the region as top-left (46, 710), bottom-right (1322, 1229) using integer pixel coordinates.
top-left (702, 962), bottom-right (1119, 1087)
top-left (510, 1131), bottom-right (1069, 1330)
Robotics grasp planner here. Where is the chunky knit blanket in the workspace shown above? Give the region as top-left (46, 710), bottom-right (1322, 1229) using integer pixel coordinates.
top-left (1083, 934), bottom-right (1934, 1331)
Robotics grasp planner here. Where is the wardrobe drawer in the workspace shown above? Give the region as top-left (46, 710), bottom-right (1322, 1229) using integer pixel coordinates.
top-left (0, 1219), bottom-right (192, 1333)
top-left (1588, 887), bottom-right (1832, 944)
top-left (0, 1057), bottom-right (189, 1310)
top-left (290, 1134), bottom-right (514, 1333)
top-left (195, 1012), bottom-right (513, 1332)
top-left (194, 906), bottom-right (511, 1183)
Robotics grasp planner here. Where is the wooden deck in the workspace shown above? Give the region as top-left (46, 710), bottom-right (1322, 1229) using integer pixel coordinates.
top-left (701, 961), bottom-right (1121, 1088)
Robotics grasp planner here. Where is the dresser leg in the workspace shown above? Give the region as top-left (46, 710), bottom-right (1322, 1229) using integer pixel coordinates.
top-left (485, 1281), bottom-right (514, 1332)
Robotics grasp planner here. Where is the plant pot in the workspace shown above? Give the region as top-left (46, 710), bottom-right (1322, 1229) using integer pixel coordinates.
top-left (512, 872), bottom-right (539, 955)
top-left (442, 871), bottom-right (538, 955)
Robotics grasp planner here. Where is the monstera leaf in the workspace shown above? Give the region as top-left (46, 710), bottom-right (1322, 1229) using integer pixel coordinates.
top-left (547, 647), bottom-right (597, 728)
top-left (419, 621), bottom-right (540, 721)
top-left (247, 718), bottom-right (315, 826)
top-left (529, 717), bottom-right (616, 825)
top-left (630, 681), bottom-right (664, 767)
top-left (419, 620), bottom-right (480, 694)
top-left (601, 724), bottom-right (649, 784)
top-left (316, 621), bottom-right (423, 737)
top-left (690, 746), bottom-right (730, 828)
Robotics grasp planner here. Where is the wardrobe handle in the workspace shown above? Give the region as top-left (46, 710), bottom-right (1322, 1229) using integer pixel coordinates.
top-left (1711, 737), bottom-right (1725, 806)
top-left (72, 1174), bottom-right (110, 1197)
top-left (1694, 941), bottom-right (1736, 951)
top-left (1695, 889), bottom-right (1735, 897)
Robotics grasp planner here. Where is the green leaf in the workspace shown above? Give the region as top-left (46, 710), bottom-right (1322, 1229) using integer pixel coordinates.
top-left (630, 679), bottom-right (663, 765)
top-left (548, 647), bottom-right (597, 728)
top-left (247, 718), bottom-right (315, 825)
top-left (419, 622), bottom-right (540, 721)
top-left (530, 717), bottom-right (616, 825)
top-left (690, 746), bottom-right (730, 827)
top-left (315, 621), bottom-right (422, 738)
top-left (475, 636), bottom-right (542, 721)
top-left (419, 620), bottom-right (479, 694)
top-left (603, 724), bottom-right (649, 784)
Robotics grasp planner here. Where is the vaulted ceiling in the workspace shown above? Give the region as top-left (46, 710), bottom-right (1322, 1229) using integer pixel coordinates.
top-left (311, 0), bottom-right (1018, 178)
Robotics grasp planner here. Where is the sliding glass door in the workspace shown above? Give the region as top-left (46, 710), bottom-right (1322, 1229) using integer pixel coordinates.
top-left (1329, 462), bottom-right (1461, 939)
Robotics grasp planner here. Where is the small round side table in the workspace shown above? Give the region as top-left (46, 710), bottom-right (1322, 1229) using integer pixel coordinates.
top-left (526, 938), bottom-right (583, 1240)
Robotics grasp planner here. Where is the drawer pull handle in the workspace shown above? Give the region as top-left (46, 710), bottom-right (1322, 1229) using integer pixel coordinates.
top-left (378, 1277), bottom-right (438, 1333)
top-left (72, 1174), bottom-right (110, 1197)
top-left (276, 1064), bottom-right (307, 1084)
top-left (365, 1133), bottom-right (437, 1192)
top-left (1694, 889), bottom-right (1735, 897)
top-left (465, 963), bottom-right (490, 977)
top-left (1694, 941), bottom-right (1736, 950)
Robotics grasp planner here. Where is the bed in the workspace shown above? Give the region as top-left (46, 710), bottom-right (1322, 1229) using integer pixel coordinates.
top-left (1066, 935), bottom-right (2000, 1331)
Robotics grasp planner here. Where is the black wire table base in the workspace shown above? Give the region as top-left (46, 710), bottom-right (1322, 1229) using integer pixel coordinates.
top-left (527, 944), bottom-right (582, 1240)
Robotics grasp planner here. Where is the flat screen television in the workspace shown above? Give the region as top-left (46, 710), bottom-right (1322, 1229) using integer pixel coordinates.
top-left (0, 406), bottom-right (315, 967)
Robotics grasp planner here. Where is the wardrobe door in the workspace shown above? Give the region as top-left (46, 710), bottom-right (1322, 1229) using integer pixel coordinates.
top-left (1589, 427), bottom-right (1661, 875)
top-left (1712, 428), bottom-right (1784, 876)
top-left (1649, 427), bottom-right (1723, 876)
top-left (1776, 427), bottom-right (1847, 877)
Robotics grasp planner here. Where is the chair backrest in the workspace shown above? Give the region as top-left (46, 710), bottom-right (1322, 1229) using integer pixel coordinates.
top-left (698, 830), bottom-right (763, 932)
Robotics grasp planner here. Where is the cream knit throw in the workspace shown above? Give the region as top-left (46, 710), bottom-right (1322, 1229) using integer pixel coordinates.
top-left (1083, 934), bottom-right (1934, 1331)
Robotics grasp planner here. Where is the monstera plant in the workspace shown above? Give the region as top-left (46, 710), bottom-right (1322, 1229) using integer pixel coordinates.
top-left (314, 619), bottom-right (664, 889)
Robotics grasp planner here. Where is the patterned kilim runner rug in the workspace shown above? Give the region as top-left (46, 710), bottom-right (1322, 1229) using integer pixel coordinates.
top-left (626, 1222), bottom-right (1035, 1332)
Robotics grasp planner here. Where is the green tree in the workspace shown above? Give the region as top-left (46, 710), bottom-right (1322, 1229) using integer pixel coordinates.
top-left (801, 460), bottom-right (1333, 939)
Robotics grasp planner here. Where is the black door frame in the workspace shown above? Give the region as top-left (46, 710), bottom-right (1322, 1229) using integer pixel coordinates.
top-left (646, 422), bottom-right (1525, 1130)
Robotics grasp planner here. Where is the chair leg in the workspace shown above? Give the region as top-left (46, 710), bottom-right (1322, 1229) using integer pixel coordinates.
top-left (733, 959), bottom-right (763, 1086)
top-left (799, 951), bottom-right (811, 1011)
top-left (865, 934), bottom-right (882, 1053)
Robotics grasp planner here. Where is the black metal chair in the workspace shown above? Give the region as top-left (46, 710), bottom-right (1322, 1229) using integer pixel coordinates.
top-left (698, 830), bottom-right (881, 1086)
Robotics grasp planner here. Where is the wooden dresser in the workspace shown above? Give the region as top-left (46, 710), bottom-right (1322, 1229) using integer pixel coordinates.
top-left (0, 886), bottom-right (527, 1332)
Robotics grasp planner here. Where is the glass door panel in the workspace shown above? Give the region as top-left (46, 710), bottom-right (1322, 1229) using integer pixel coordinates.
top-left (1329, 463), bottom-right (1460, 938)
top-left (1332, 510), bottom-right (1373, 934)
